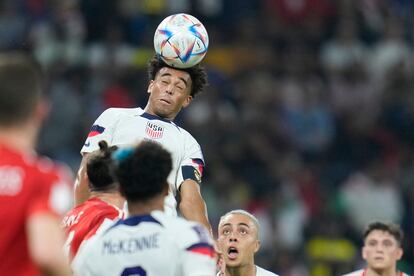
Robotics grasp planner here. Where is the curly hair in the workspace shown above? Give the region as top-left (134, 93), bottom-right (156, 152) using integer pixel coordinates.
top-left (147, 54), bottom-right (208, 98)
top-left (87, 141), bottom-right (118, 192)
top-left (114, 141), bottom-right (172, 202)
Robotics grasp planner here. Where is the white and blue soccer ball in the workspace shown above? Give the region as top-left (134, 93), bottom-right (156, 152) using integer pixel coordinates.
top-left (154, 13), bottom-right (209, 69)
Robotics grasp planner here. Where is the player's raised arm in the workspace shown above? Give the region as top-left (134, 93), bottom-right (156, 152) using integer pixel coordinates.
top-left (179, 179), bottom-right (212, 235)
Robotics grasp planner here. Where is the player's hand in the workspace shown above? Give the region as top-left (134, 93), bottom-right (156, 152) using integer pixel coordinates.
top-left (214, 241), bottom-right (225, 275)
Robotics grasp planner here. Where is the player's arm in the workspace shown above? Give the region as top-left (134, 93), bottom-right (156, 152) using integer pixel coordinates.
top-left (74, 153), bottom-right (89, 206)
top-left (179, 179), bottom-right (212, 235)
top-left (27, 213), bottom-right (72, 276)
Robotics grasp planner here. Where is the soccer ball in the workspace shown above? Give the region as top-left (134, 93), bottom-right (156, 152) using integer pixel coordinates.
top-left (154, 13), bottom-right (209, 69)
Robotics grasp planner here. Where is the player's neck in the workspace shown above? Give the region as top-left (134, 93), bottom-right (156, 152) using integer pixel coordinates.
top-left (225, 264), bottom-right (256, 276)
top-left (0, 123), bottom-right (37, 153)
top-left (365, 266), bottom-right (399, 276)
top-left (127, 195), bottom-right (165, 216)
top-left (143, 104), bottom-right (176, 121)
top-left (90, 191), bottom-right (125, 210)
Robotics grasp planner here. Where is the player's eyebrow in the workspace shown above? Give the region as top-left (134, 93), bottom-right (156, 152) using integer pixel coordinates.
top-left (160, 72), bottom-right (188, 87)
top-left (220, 222), bottom-right (251, 228)
top-left (220, 223), bottom-right (232, 228)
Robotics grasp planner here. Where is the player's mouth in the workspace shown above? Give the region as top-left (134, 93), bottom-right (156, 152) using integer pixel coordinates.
top-left (159, 98), bottom-right (172, 105)
top-left (227, 247), bottom-right (239, 260)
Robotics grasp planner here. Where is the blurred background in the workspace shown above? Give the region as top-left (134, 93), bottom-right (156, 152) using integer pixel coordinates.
top-left (2, 0), bottom-right (413, 274)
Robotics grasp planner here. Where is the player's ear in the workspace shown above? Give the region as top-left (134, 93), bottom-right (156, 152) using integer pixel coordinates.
top-left (147, 80), bottom-right (154, 94)
top-left (396, 247), bottom-right (403, 260)
top-left (254, 240), bottom-right (260, 253)
top-left (362, 246), bottom-right (367, 260)
top-left (182, 95), bottom-right (193, 109)
top-left (34, 98), bottom-right (49, 124)
top-left (162, 184), bottom-right (169, 196)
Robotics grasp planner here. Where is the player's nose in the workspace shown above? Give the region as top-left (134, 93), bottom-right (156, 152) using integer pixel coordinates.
top-left (165, 84), bottom-right (174, 95)
top-left (229, 233), bottom-right (238, 242)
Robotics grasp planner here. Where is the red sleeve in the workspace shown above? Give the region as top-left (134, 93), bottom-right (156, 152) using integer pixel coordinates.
top-left (27, 163), bottom-right (73, 218)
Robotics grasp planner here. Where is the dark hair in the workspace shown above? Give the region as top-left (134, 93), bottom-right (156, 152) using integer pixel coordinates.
top-left (87, 141), bottom-right (118, 192)
top-left (363, 221), bottom-right (404, 246)
top-left (0, 52), bottom-right (43, 126)
top-left (114, 141), bottom-right (172, 202)
top-left (147, 54), bottom-right (208, 98)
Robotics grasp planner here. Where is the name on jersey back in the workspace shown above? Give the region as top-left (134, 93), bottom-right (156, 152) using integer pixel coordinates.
top-left (102, 233), bottom-right (160, 255)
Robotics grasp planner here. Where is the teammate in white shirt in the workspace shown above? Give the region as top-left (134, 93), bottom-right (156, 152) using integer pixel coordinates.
top-left (216, 210), bottom-right (278, 276)
top-left (73, 141), bottom-right (216, 276)
top-left (343, 221), bottom-right (409, 276)
top-left (74, 55), bottom-right (211, 233)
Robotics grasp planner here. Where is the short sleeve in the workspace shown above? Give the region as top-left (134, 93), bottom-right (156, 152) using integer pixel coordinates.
top-left (81, 108), bottom-right (123, 154)
top-left (178, 222), bottom-right (216, 276)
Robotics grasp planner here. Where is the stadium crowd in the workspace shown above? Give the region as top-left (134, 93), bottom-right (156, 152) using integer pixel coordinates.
top-left (1, 0), bottom-right (414, 274)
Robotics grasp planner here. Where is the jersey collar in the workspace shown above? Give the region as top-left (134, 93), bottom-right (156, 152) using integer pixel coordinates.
top-left (111, 214), bottom-right (162, 228)
top-left (140, 112), bottom-right (172, 124)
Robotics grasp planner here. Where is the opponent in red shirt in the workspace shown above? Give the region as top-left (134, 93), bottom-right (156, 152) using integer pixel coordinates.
top-left (0, 53), bottom-right (73, 276)
top-left (62, 141), bottom-right (124, 260)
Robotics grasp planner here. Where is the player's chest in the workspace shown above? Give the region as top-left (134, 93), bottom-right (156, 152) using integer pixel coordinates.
top-left (113, 118), bottom-right (183, 153)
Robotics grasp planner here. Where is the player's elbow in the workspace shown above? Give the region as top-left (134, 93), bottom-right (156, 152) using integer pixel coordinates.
top-left (179, 197), bottom-right (196, 214)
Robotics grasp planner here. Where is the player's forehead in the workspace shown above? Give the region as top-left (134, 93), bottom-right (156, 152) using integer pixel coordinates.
top-left (365, 230), bottom-right (397, 243)
top-left (156, 67), bottom-right (191, 83)
top-left (219, 213), bottom-right (256, 229)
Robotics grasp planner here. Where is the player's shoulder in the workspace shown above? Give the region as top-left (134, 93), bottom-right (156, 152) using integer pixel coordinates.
top-left (151, 210), bottom-right (190, 229)
top-left (256, 265), bottom-right (278, 276)
top-left (88, 199), bottom-right (123, 219)
top-left (103, 107), bottom-right (143, 115)
top-left (152, 211), bottom-right (211, 243)
top-left (98, 107), bottom-right (143, 121)
top-left (342, 269), bottom-right (363, 276)
top-left (67, 198), bottom-right (121, 220)
top-left (174, 123), bottom-right (195, 138)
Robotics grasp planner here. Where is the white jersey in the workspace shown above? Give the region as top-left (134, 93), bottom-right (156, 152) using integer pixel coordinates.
top-left (73, 210), bottom-right (216, 276)
top-left (343, 269), bottom-right (409, 276)
top-left (216, 265), bottom-right (278, 276)
top-left (256, 266), bottom-right (278, 276)
top-left (81, 108), bottom-right (204, 216)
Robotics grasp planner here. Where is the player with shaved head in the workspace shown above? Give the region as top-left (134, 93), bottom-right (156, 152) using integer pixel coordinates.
top-left (217, 209), bottom-right (278, 276)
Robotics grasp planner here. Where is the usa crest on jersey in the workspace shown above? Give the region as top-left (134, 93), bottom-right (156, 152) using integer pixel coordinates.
top-left (145, 122), bottom-right (164, 139)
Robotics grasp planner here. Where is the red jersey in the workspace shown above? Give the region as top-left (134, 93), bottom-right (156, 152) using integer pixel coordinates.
top-left (0, 145), bottom-right (73, 276)
top-left (62, 197), bottom-right (124, 259)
